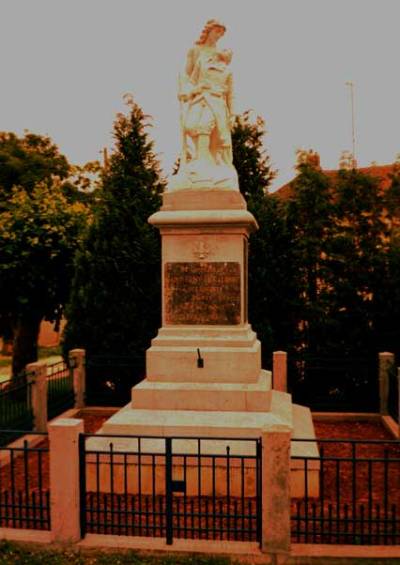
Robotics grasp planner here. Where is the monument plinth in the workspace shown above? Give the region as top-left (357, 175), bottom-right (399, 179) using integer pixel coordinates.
top-left (101, 182), bottom-right (296, 441)
top-left (94, 19), bottom-right (318, 496)
top-left (146, 189), bottom-right (261, 385)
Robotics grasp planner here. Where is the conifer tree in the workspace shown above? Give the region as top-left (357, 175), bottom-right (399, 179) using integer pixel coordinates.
top-left (63, 96), bottom-right (165, 400)
top-left (232, 112), bottom-right (297, 363)
top-left (284, 160), bottom-right (393, 408)
top-left (328, 168), bottom-right (388, 356)
top-left (285, 159), bottom-right (335, 357)
top-left (370, 164), bottom-right (400, 359)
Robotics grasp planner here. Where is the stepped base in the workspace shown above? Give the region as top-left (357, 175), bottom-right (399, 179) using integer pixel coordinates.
top-left (87, 407), bottom-right (284, 497)
top-left (147, 324), bottom-right (261, 383)
top-left (132, 370), bottom-right (273, 412)
top-left (100, 406), bottom-right (286, 438)
top-left (87, 391), bottom-right (318, 497)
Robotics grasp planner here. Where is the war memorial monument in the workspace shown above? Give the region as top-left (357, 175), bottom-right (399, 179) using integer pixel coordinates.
top-left (87, 19), bottom-right (317, 502)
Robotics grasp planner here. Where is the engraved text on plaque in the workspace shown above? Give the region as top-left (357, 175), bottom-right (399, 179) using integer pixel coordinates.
top-left (165, 262), bottom-right (241, 325)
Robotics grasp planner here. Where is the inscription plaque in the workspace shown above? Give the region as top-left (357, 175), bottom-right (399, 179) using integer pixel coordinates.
top-left (165, 262), bottom-right (241, 325)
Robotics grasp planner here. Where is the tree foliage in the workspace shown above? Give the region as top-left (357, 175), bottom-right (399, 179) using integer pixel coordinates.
top-left (278, 156), bottom-right (400, 408)
top-left (373, 164), bottom-right (400, 358)
top-left (232, 112), bottom-right (299, 363)
top-left (0, 174), bottom-right (89, 375)
top-left (63, 97), bottom-right (165, 400)
top-left (285, 161), bottom-right (335, 356)
top-left (0, 132), bottom-right (70, 201)
top-left (326, 169), bottom-right (388, 355)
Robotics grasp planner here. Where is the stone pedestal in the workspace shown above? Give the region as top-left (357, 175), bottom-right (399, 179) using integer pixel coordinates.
top-left (103, 187), bottom-right (271, 423)
top-left (94, 186), bottom-right (318, 498)
top-left (146, 188), bottom-right (258, 384)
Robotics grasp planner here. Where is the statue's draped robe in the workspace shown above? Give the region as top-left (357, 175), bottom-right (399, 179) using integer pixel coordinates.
top-left (180, 48), bottom-right (233, 165)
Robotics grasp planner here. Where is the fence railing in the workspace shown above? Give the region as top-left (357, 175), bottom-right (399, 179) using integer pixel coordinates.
top-left (47, 361), bottom-right (74, 420)
top-left (0, 350), bottom-right (85, 435)
top-left (0, 372), bottom-right (34, 440)
top-left (291, 437), bottom-right (400, 545)
top-left (0, 431), bottom-right (50, 530)
top-left (79, 433), bottom-right (262, 544)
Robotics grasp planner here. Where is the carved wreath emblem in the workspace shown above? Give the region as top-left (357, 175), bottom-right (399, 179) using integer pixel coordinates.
top-left (193, 240), bottom-right (211, 260)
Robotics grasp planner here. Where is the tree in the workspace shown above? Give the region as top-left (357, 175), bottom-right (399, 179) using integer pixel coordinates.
top-left (281, 159), bottom-right (395, 408)
top-left (231, 112), bottom-right (298, 364)
top-left (0, 130), bottom-right (90, 376)
top-left (0, 177), bottom-right (89, 376)
top-left (326, 168), bottom-right (388, 355)
top-left (0, 132), bottom-right (69, 201)
top-left (232, 112), bottom-right (275, 203)
top-left (63, 96), bottom-right (165, 400)
top-left (373, 162), bottom-right (400, 360)
top-left (283, 157), bottom-right (335, 357)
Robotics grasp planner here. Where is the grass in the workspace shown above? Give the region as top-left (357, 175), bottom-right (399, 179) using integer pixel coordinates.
top-left (0, 542), bottom-right (236, 565)
top-left (0, 347), bottom-right (63, 380)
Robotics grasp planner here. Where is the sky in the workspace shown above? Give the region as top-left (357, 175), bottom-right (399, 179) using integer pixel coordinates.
top-left (1, 0), bottom-right (400, 190)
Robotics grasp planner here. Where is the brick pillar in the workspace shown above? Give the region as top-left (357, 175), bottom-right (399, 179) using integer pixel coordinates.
top-left (27, 361), bottom-right (48, 432)
top-left (261, 424), bottom-right (291, 558)
top-left (69, 348), bottom-right (86, 409)
top-left (273, 351), bottom-right (287, 392)
top-left (379, 352), bottom-right (395, 415)
top-left (49, 418), bottom-right (84, 542)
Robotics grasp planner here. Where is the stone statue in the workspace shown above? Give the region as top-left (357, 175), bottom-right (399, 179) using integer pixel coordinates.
top-left (170, 19), bottom-right (239, 191)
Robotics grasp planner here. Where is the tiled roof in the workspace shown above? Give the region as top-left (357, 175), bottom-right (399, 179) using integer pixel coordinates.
top-left (273, 164), bottom-right (397, 200)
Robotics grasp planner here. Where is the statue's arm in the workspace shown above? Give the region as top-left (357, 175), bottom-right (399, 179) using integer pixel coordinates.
top-left (185, 47), bottom-right (197, 79)
top-left (226, 73), bottom-right (234, 121)
top-left (179, 47), bottom-right (200, 101)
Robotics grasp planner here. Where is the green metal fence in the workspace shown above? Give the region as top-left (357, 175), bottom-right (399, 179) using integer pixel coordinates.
top-left (0, 372), bottom-right (34, 445)
top-left (47, 361), bottom-right (74, 420)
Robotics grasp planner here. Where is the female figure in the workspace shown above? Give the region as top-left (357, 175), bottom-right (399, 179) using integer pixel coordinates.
top-left (173, 20), bottom-right (237, 189)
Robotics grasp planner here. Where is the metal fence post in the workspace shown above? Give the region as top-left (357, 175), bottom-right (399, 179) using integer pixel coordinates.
top-left (165, 437), bottom-right (173, 545)
top-left (49, 418), bottom-right (84, 542)
top-left (79, 433), bottom-right (87, 538)
top-left (273, 351), bottom-right (287, 392)
top-left (379, 352), bottom-right (395, 415)
top-left (69, 348), bottom-right (86, 409)
top-left (261, 424), bottom-right (291, 558)
top-left (27, 361), bottom-right (48, 432)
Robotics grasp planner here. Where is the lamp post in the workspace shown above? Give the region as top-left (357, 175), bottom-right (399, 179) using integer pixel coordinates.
top-left (345, 81), bottom-right (357, 167)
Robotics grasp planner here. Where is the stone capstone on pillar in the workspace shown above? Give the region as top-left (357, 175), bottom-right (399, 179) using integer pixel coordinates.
top-left (49, 418), bottom-right (84, 543)
top-left (69, 348), bottom-right (86, 409)
top-left (379, 352), bottom-right (395, 415)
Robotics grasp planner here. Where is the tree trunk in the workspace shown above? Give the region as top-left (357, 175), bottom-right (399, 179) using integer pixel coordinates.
top-left (0, 315), bottom-right (14, 355)
top-left (11, 315), bottom-right (42, 378)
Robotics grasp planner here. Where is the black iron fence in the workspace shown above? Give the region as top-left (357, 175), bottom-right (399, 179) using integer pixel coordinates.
top-left (47, 361), bottom-right (74, 420)
top-left (388, 365), bottom-right (399, 424)
top-left (0, 431), bottom-right (50, 530)
top-left (0, 373), bottom-right (33, 442)
top-left (291, 437), bottom-right (400, 544)
top-left (79, 433), bottom-right (261, 544)
top-left (288, 354), bottom-right (379, 412)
